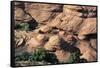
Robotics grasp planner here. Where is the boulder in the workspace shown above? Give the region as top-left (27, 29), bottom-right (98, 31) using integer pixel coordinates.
top-left (38, 25), bottom-right (51, 33)
top-left (58, 30), bottom-right (65, 36)
top-left (44, 35), bottom-right (61, 51)
top-left (49, 35), bottom-right (60, 45)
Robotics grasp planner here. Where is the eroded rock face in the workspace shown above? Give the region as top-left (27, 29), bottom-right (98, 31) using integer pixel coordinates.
top-left (14, 2), bottom-right (97, 35)
top-left (15, 3), bottom-right (96, 35)
top-left (14, 1), bottom-right (97, 64)
top-left (26, 34), bottom-right (45, 52)
top-left (15, 30), bottom-right (34, 55)
top-left (15, 30), bottom-right (46, 53)
top-left (78, 18), bottom-right (96, 37)
top-left (76, 40), bottom-right (97, 62)
top-left (14, 7), bottom-right (33, 23)
top-left (25, 3), bottom-right (63, 24)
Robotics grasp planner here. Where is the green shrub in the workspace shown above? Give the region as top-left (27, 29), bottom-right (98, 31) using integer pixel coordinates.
top-left (68, 51), bottom-right (80, 63)
top-left (15, 48), bottom-right (47, 62)
top-left (31, 48), bottom-right (46, 61)
top-left (15, 48), bottom-right (58, 64)
top-left (45, 52), bottom-right (58, 64)
top-left (15, 52), bottom-right (31, 61)
top-left (15, 23), bottom-right (30, 31)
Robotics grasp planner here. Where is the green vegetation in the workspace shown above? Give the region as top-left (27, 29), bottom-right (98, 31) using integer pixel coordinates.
top-left (15, 52), bottom-right (31, 61)
top-left (68, 51), bottom-right (80, 63)
top-left (15, 48), bottom-right (58, 64)
top-left (15, 23), bottom-right (30, 31)
top-left (45, 52), bottom-right (58, 64)
top-left (15, 48), bottom-right (82, 64)
top-left (30, 48), bottom-right (46, 61)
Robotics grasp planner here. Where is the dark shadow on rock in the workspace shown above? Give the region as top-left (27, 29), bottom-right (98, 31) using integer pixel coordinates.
top-left (79, 58), bottom-right (88, 63)
top-left (28, 19), bottom-right (38, 31)
top-left (77, 6), bottom-right (88, 18)
top-left (60, 38), bottom-right (80, 53)
top-left (78, 7), bottom-right (97, 18)
top-left (45, 53), bottom-right (58, 64)
top-left (84, 33), bottom-right (97, 41)
top-left (25, 13), bottom-right (38, 31)
top-left (14, 2), bottom-right (25, 10)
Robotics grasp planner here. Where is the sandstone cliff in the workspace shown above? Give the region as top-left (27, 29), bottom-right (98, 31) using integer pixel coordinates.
top-left (13, 1), bottom-right (97, 66)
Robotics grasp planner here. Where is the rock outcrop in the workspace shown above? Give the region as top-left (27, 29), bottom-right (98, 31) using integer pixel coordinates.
top-left (44, 35), bottom-right (61, 51)
top-left (13, 1), bottom-right (97, 65)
